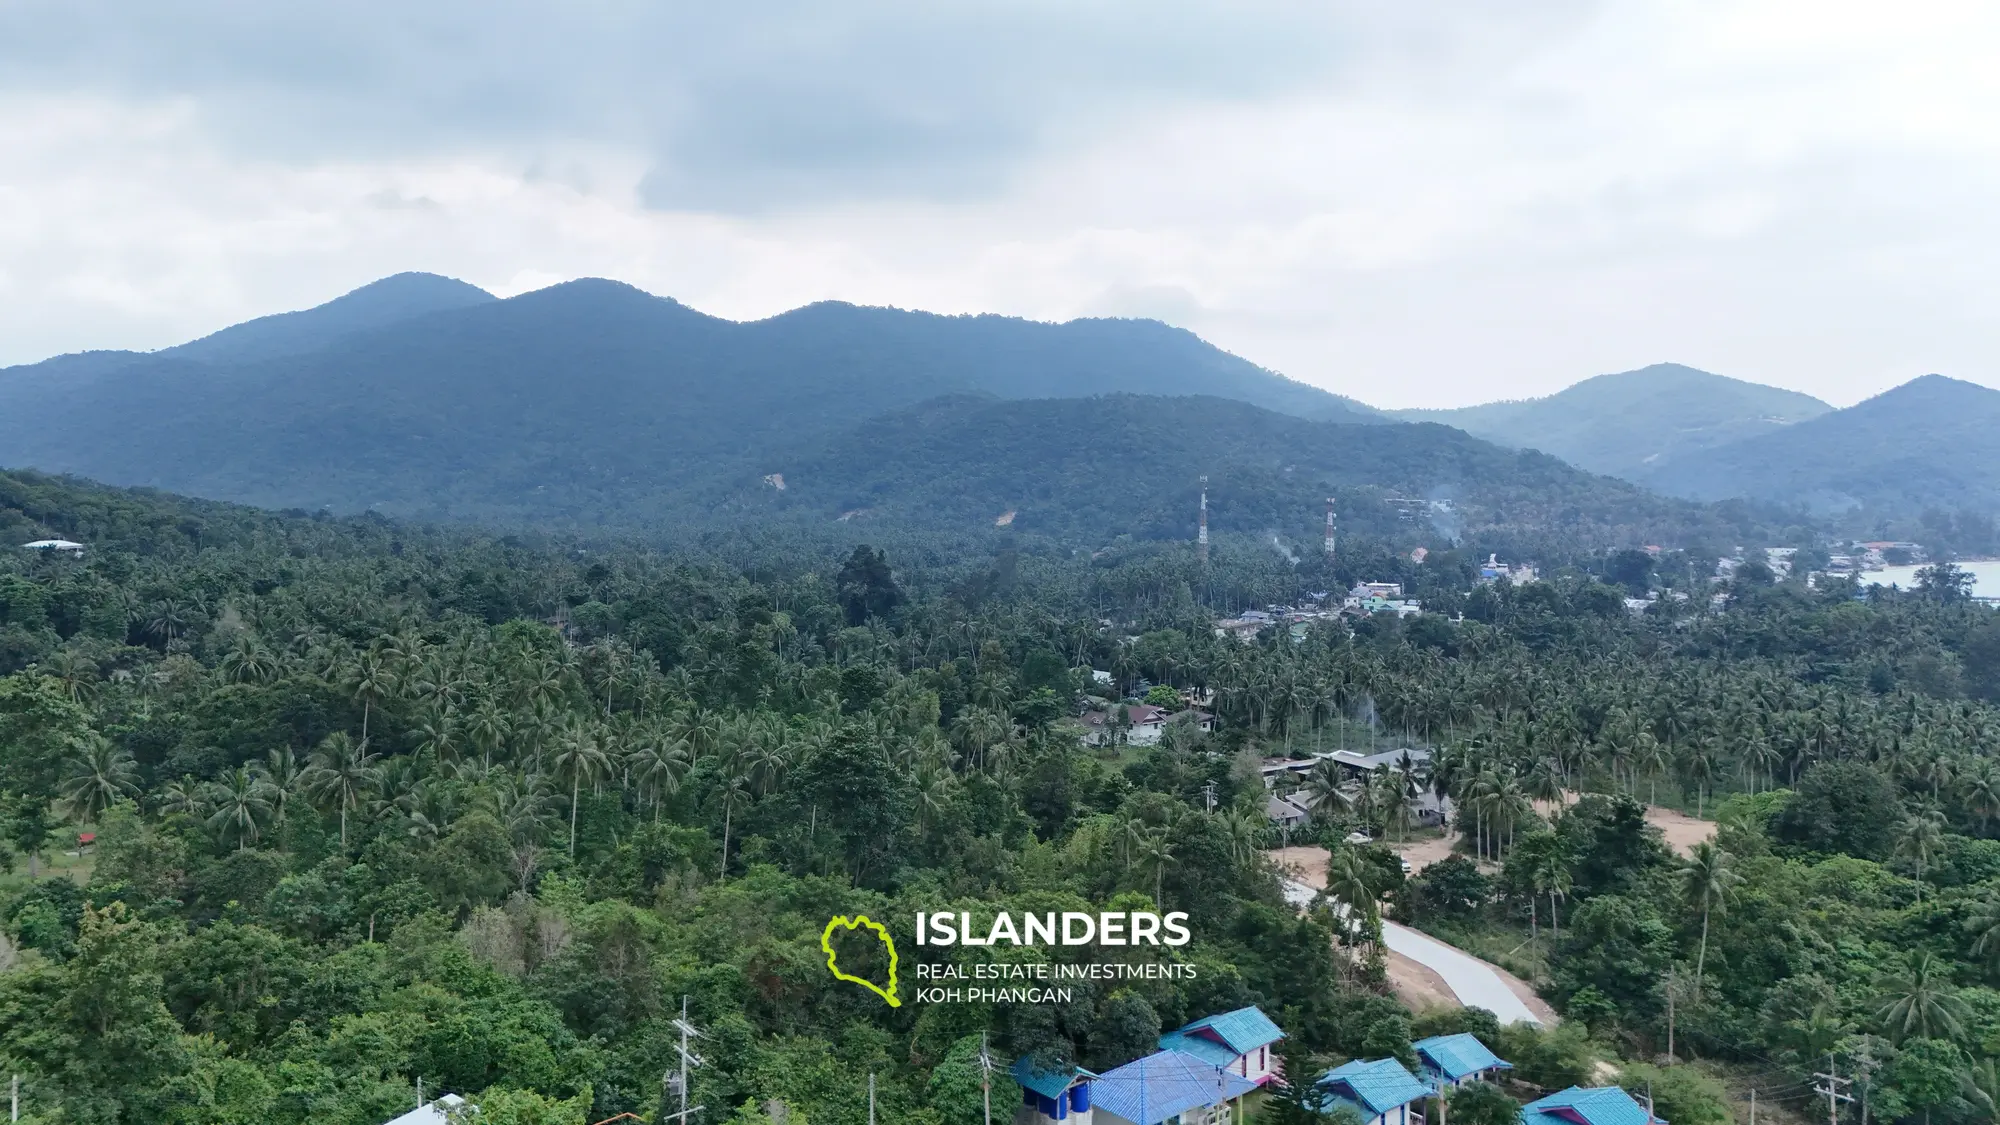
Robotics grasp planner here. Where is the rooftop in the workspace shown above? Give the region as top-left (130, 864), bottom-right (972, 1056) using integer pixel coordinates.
top-left (1520, 1086), bottom-right (1665, 1125)
top-left (1315, 1057), bottom-right (1429, 1117)
top-left (1091, 1050), bottom-right (1258, 1125)
top-left (1010, 1058), bottom-right (1095, 1101)
top-left (1413, 1033), bottom-right (1510, 1083)
top-left (1159, 1006), bottom-right (1285, 1066)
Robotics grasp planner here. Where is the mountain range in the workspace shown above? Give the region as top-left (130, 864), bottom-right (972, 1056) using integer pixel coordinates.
top-left (1395, 363), bottom-right (1833, 479)
top-left (0, 272), bottom-right (1994, 541)
top-left (0, 273), bottom-right (1384, 527)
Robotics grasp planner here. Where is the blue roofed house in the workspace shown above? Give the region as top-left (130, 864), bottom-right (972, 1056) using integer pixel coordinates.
top-left (1314, 1057), bottom-right (1431, 1125)
top-left (1520, 1087), bottom-right (1665, 1125)
top-left (1157, 1005), bottom-right (1286, 1087)
top-left (1090, 1049), bottom-right (1258, 1125)
top-left (1012, 1059), bottom-right (1098, 1124)
top-left (1412, 1033), bottom-right (1511, 1094)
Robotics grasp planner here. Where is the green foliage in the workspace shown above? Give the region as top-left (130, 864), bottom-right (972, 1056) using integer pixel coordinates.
top-left (1775, 761), bottom-right (1902, 859)
top-left (2, 467), bottom-right (2000, 1123)
top-left (1616, 1063), bottom-right (1729, 1125)
top-left (1445, 1080), bottom-right (1520, 1125)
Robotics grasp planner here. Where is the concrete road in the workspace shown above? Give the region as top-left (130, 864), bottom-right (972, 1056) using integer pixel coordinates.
top-left (1381, 921), bottom-right (1542, 1026)
top-left (1280, 876), bottom-right (1543, 1026)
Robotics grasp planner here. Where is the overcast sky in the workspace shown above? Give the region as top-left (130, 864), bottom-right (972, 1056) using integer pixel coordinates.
top-left (3, 1), bottom-right (1998, 407)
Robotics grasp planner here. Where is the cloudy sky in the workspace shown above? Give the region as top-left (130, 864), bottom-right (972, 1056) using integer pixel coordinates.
top-left (3, 1), bottom-right (1998, 407)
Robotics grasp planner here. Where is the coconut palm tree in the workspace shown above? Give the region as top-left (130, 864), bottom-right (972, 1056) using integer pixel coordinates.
top-left (1895, 809), bottom-right (1948, 905)
top-left (1967, 893), bottom-right (2000, 970)
top-left (1875, 949), bottom-right (1969, 1044)
top-left (1681, 841), bottom-right (1743, 988)
top-left (548, 723), bottom-right (610, 856)
top-left (346, 650), bottom-right (397, 743)
top-left (218, 636), bottom-right (279, 685)
top-left (57, 737), bottom-right (139, 824)
top-left (205, 765), bottom-right (276, 851)
top-left (257, 746), bottom-right (305, 828)
top-left (304, 731), bottom-right (382, 848)
top-left (714, 772), bottom-right (752, 881)
top-left (1326, 846), bottom-right (1380, 948)
top-left (1136, 827), bottom-right (1177, 907)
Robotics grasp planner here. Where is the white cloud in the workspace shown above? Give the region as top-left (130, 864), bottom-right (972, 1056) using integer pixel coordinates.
top-left (3, 1), bottom-right (2000, 408)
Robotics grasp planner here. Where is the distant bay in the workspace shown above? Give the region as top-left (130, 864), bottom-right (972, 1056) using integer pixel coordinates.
top-left (1862, 559), bottom-right (2000, 598)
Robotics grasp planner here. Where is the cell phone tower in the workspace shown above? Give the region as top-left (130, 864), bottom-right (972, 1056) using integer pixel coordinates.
top-left (1324, 497), bottom-right (1336, 562)
top-left (1198, 476), bottom-right (1209, 564)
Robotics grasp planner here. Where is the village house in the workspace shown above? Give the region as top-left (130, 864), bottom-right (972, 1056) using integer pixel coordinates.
top-left (1080, 705), bottom-right (1216, 747)
top-left (1157, 1006), bottom-right (1285, 1087)
top-left (1518, 1086), bottom-right (1665, 1125)
top-left (1313, 1057), bottom-right (1430, 1125)
top-left (1088, 1049), bottom-right (1257, 1125)
top-left (1013, 1060), bottom-right (1097, 1124)
top-left (1264, 792), bottom-right (1311, 832)
top-left (1412, 1033), bottom-right (1511, 1093)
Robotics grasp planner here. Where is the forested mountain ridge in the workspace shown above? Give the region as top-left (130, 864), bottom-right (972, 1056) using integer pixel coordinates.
top-left (3, 470), bottom-right (2000, 1122)
top-left (719, 393), bottom-right (1779, 551)
top-left (1642, 373), bottom-right (2000, 515)
top-left (162, 271), bottom-right (498, 365)
top-left (1395, 363), bottom-right (1832, 479)
top-left (0, 276), bottom-right (1379, 524)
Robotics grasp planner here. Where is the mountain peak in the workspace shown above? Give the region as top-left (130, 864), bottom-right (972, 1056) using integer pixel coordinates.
top-left (163, 271), bottom-right (496, 365)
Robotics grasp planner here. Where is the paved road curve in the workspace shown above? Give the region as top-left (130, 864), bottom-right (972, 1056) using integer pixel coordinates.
top-left (1281, 878), bottom-right (1542, 1026)
top-left (1380, 921), bottom-right (1541, 1025)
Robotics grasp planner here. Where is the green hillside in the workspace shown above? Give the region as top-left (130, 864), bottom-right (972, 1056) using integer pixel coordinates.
top-left (1643, 373), bottom-right (2000, 516)
top-left (714, 393), bottom-right (1780, 549)
top-left (0, 277), bottom-right (1379, 524)
top-left (1397, 363), bottom-right (1831, 478)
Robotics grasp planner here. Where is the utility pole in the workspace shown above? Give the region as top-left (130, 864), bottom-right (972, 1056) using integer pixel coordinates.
top-left (11, 1073), bottom-right (17, 1122)
top-left (1749, 1087), bottom-right (1756, 1125)
top-left (979, 1033), bottom-right (994, 1125)
top-left (666, 996), bottom-right (706, 1123)
top-left (1851, 1045), bottom-right (1878, 1125)
top-left (1203, 780), bottom-right (1217, 813)
top-left (416, 1077), bottom-right (424, 1110)
top-left (868, 1072), bottom-right (876, 1125)
top-left (1813, 1054), bottom-right (1854, 1125)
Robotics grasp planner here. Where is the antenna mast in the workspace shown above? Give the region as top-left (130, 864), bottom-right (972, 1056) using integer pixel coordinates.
top-left (1324, 497), bottom-right (1336, 562)
top-left (1198, 476), bottom-right (1209, 564)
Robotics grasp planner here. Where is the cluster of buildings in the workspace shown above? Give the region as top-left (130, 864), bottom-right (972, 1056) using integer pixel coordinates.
top-left (1211, 583), bottom-right (1426, 643)
top-left (1259, 747), bottom-right (1446, 832)
top-left (1078, 702), bottom-right (1217, 748)
top-left (1014, 1006), bottom-right (1662, 1125)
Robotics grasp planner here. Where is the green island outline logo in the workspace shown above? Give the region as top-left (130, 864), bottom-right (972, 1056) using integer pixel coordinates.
top-left (820, 914), bottom-right (901, 1007)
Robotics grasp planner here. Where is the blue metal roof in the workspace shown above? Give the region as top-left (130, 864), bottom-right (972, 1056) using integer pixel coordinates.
top-left (1521, 1086), bottom-right (1665, 1125)
top-left (1091, 1050), bottom-right (1258, 1125)
top-left (1316, 1058), bottom-right (1430, 1116)
top-left (1159, 1005), bottom-right (1285, 1058)
top-left (1413, 1033), bottom-right (1511, 1082)
top-left (1009, 1058), bottom-right (1093, 1101)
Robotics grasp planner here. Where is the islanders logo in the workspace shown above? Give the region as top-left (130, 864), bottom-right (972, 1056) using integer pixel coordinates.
top-left (820, 915), bottom-right (901, 1007)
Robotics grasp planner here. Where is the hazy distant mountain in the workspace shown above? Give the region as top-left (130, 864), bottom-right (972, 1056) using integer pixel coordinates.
top-left (0, 276), bottom-right (1380, 523)
top-left (164, 272), bottom-right (497, 365)
top-left (716, 393), bottom-right (1758, 547)
top-left (1643, 374), bottom-right (2000, 514)
top-left (1396, 363), bottom-right (1832, 478)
